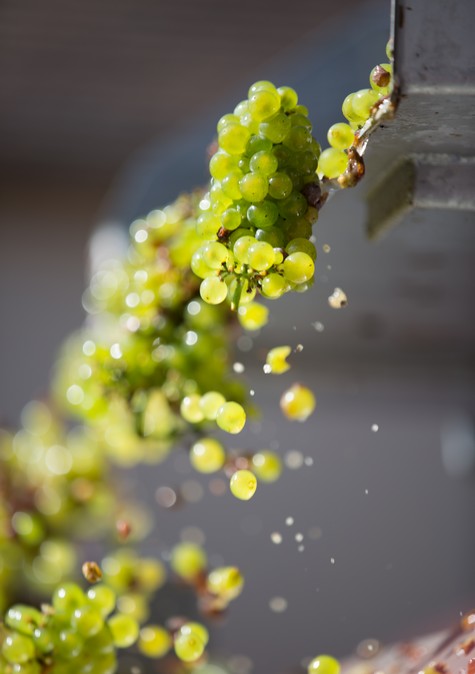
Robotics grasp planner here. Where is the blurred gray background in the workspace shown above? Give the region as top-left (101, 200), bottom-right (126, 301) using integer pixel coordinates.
top-left (1, 1), bottom-right (474, 672)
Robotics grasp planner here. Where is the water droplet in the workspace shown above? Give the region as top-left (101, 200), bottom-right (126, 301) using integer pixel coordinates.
top-left (271, 532), bottom-right (282, 544)
top-left (269, 596), bottom-right (288, 613)
top-left (330, 557), bottom-right (335, 565)
top-left (304, 457), bottom-right (314, 466)
top-left (285, 517), bottom-right (294, 526)
top-left (365, 489), bottom-right (369, 495)
top-left (295, 533), bottom-right (304, 543)
top-left (323, 244), bottom-right (331, 253)
top-left (233, 362), bottom-right (245, 373)
top-left (250, 389), bottom-right (255, 397)
top-left (263, 364), bottom-right (272, 374)
top-left (285, 450), bottom-right (304, 469)
top-left (295, 344), bottom-right (304, 352)
top-left (155, 486), bottom-right (177, 509)
top-left (308, 526), bottom-right (322, 540)
top-left (328, 287), bottom-right (348, 309)
top-left (298, 545), bottom-right (305, 552)
top-left (371, 424), bottom-right (379, 432)
top-left (312, 321), bottom-right (325, 332)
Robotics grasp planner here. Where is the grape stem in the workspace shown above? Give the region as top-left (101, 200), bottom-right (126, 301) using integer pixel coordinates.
top-left (230, 278), bottom-right (243, 312)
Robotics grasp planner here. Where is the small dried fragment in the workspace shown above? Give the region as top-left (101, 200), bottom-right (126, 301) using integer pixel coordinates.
top-left (328, 287), bottom-right (348, 309)
top-left (82, 560), bottom-right (103, 584)
top-left (116, 519), bottom-right (132, 541)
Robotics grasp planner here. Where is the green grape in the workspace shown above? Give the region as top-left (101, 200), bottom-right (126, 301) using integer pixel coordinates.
top-left (201, 242), bottom-right (229, 270)
top-left (248, 89), bottom-right (281, 121)
top-left (229, 469), bottom-right (257, 501)
top-left (341, 93), bottom-right (366, 125)
top-left (138, 624), bottom-right (171, 658)
top-left (72, 605), bottom-right (104, 638)
top-left (259, 113), bottom-right (291, 143)
top-left (199, 391), bottom-right (226, 420)
top-left (285, 238), bottom-right (317, 260)
top-left (83, 626), bottom-right (115, 656)
top-left (218, 125), bottom-right (251, 155)
top-left (174, 631), bottom-right (205, 663)
top-left (308, 655), bottom-right (341, 674)
top-left (107, 614), bottom-right (139, 648)
top-left (1, 633), bottom-right (35, 664)
top-left (233, 235), bottom-right (257, 265)
top-left (136, 558), bottom-right (166, 592)
top-left (10, 511), bottom-right (44, 546)
top-left (199, 277), bottom-right (228, 305)
top-left (280, 383), bottom-right (316, 421)
top-left (11, 662), bottom-right (42, 674)
top-left (197, 213), bottom-right (221, 238)
top-left (251, 451), bottom-right (282, 482)
top-left (32, 627), bottom-right (54, 654)
top-left (385, 38), bottom-right (393, 60)
top-left (52, 582), bottom-right (87, 615)
top-left (209, 152), bottom-right (238, 180)
top-left (277, 192), bottom-right (307, 219)
top-left (55, 628), bottom-right (84, 658)
top-left (170, 542), bottom-right (207, 581)
top-left (191, 250), bottom-right (214, 279)
top-left (249, 150), bottom-right (278, 176)
top-left (237, 303), bottom-right (269, 331)
top-left (221, 172), bottom-right (243, 200)
top-left (255, 226), bottom-right (285, 248)
top-left (283, 125), bottom-right (312, 151)
top-left (179, 622), bottom-right (209, 646)
top-left (180, 394), bottom-right (205, 423)
top-left (265, 345), bottom-right (291, 374)
top-left (86, 585), bottom-right (116, 618)
top-left (317, 148), bottom-right (348, 179)
top-left (277, 85), bottom-right (298, 110)
top-left (247, 242), bottom-right (275, 271)
top-left (248, 80), bottom-right (278, 96)
top-left (239, 173), bottom-right (268, 202)
top-left (351, 88), bottom-right (380, 119)
top-left (217, 113), bottom-right (239, 132)
top-left (268, 172), bottom-right (293, 199)
top-left (190, 438), bottom-right (226, 473)
top-left (117, 592), bottom-right (149, 624)
top-left (283, 252), bottom-right (315, 284)
top-left (246, 134), bottom-right (272, 155)
top-left (327, 123), bottom-right (354, 150)
top-left (5, 605), bottom-right (44, 636)
top-left (216, 402), bottom-right (246, 434)
top-left (261, 273), bottom-right (287, 299)
top-left (207, 566), bottom-right (244, 600)
top-left (221, 207), bottom-right (242, 231)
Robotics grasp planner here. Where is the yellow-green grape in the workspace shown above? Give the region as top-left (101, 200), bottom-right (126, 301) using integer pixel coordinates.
top-left (180, 394), bottom-right (204, 423)
top-left (217, 113), bottom-right (239, 132)
top-left (210, 151), bottom-right (238, 180)
top-left (369, 63), bottom-right (392, 95)
top-left (251, 451), bottom-right (282, 483)
top-left (117, 592), bottom-right (150, 624)
top-left (278, 85), bottom-right (298, 110)
top-left (207, 566), bottom-right (244, 601)
top-left (327, 123), bottom-right (354, 150)
top-left (385, 38), bottom-right (393, 60)
top-left (233, 235), bottom-right (257, 265)
top-left (190, 437), bottom-right (226, 473)
top-left (247, 241), bottom-right (275, 271)
top-left (265, 345), bottom-right (291, 374)
top-left (136, 558), bottom-right (166, 593)
top-left (216, 401), bottom-right (246, 434)
top-left (261, 273), bottom-right (288, 299)
top-left (341, 93), bottom-right (366, 126)
top-left (218, 124), bottom-right (251, 155)
top-left (52, 582), bottom-right (87, 614)
top-left (107, 613), bottom-right (139, 648)
top-left (201, 242), bottom-right (229, 270)
top-left (72, 605), bottom-right (104, 638)
top-left (174, 630), bottom-right (205, 663)
top-left (351, 88), bottom-right (380, 119)
top-left (199, 391), bottom-right (226, 420)
top-left (170, 542), bottom-right (207, 581)
top-left (10, 511), bottom-right (44, 546)
top-left (230, 469), bottom-right (257, 501)
top-left (283, 252), bottom-right (315, 284)
top-left (280, 383), bottom-right (316, 422)
top-left (317, 148), bottom-right (348, 179)
top-left (249, 150), bottom-right (278, 175)
top-left (199, 277), bottom-right (228, 305)
top-left (308, 655), bottom-right (341, 674)
top-left (268, 172), bottom-right (293, 199)
top-left (285, 238), bottom-right (317, 260)
top-left (5, 605), bottom-right (43, 636)
top-left (238, 303), bottom-right (269, 331)
top-left (179, 622), bottom-right (209, 647)
top-left (86, 585), bottom-right (116, 618)
top-left (138, 624), bottom-right (172, 658)
top-left (1, 632), bottom-right (36, 663)
top-left (239, 173), bottom-right (268, 202)
top-left (248, 87), bottom-right (281, 121)
top-left (191, 249), bottom-right (214, 279)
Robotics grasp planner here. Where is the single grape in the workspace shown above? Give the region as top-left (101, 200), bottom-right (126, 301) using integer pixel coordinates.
top-left (52, 582), bottom-right (86, 615)
top-left (327, 123), bottom-right (354, 150)
top-left (2, 632), bottom-right (35, 664)
top-left (180, 394), bottom-right (204, 423)
top-left (268, 172), bottom-right (293, 200)
top-left (351, 88), bottom-right (380, 119)
top-left (5, 605), bottom-right (43, 636)
top-left (209, 152), bottom-right (238, 180)
top-left (201, 242), bottom-right (229, 270)
top-left (249, 150), bottom-right (278, 176)
top-left (217, 113), bottom-right (239, 132)
top-left (317, 148), bottom-right (348, 179)
top-left (239, 173), bottom-right (268, 202)
top-left (216, 402), bottom-right (246, 434)
top-left (179, 622), bottom-right (209, 646)
top-left (138, 624), bottom-right (172, 658)
top-left (261, 273), bottom-right (287, 299)
top-left (199, 277), bottom-right (228, 305)
top-left (265, 345), bottom-right (291, 374)
top-left (174, 630), bottom-right (205, 663)
top-left (247, 241), bottom-right (275, 271)
top-left (199, 391), bottom-right (226, 420)
top-left (308, 655), bottom-right (341, 674)
top-left (230, 469), bottom-right (257, 500)
top-left (277, 85), bottom-right (298, 110)
top-left (87, 585), bottom-right (116, 618)
top-left (238, 303), bottom-right (269, 331)
top-left (32, 627), bottom-right (54, 654)
top-left (283, 252), bottom-right (315, 284)
top-left (259, 113), bottom-right (291, 143)
top-left (207, 566), bottom-right (244, 600)
top-left (108, 613), bottom-right (139, 648)
top-left (247, 202), bottom-right (279, 229)
top-left (251, 451), bottom-right (282, 482)
top-left (233, 235), bottom-right (257, 265)
top-left (170, 542), bottom-right (207, 581)
top-left (285, 238), bottom-right (317, 261)
top-left (248, 89), bottom-right (281, 121)
top-left (190, 437), bottom-right (226, 473)
top-left (72, 605), bottom-right (104, 638)
top-left (218, 124), bottom-right (251, 155)
top-left (280, 384), bottom-right (316, 421)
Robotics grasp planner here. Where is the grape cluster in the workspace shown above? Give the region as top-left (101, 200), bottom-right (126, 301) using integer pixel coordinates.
top-left (192, 80), bottom-right (322, 307)
top-left (317, 40), bottom-right (394, 182)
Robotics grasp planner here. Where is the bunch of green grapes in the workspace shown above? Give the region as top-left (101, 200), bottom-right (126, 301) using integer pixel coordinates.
top-left (0, 402), bottom-right (120, 611)
top-left (318, 41), bottom-right (394, 182)
top-left (192, 80), bottom-right (322, 307)
top-left (54, 193), bottom-right (249, 465)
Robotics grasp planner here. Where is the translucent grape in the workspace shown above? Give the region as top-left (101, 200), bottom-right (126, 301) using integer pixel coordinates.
top-left (199, 391), bottom-right (226, 420)
top-left (255, 226), bottom-right (285, 248)
top-left (138, 625), bottom-right (171, 658)
top-left (87, 585), bottom-right (116, 618)
top-left (221, 172), bottom-right (243, 200)
top-left (341, 93), bottom-right (366, 125)
top-left (201, 242), bottom-right (229, 270)
top-left (265, 345), bottom-right (291, 374)
top-left (251, 451), bottom-right (282, 482)
top-left (369, 63), bottom-right (392, 94)
top-left (52, 582), bottom-right (86, 615)
top-left (248, 80), bottom-right (278, 97)
top-left (268, 172), bottom-right (293, 200)
top-left (218, 125), bottom-right (251, 155)
top-left (233, 235), bottom-right (257, 265)
top-left (308, 655), bottom-right (341, 674)
top-left (327, 123), bottom-right (354, 150)
top-left (209, 152), bottom-right (238, 180)
top-left (179, 622), bottom-right (209, 646)
top-left (247, 202), bottom-right (279, 229)
top-left (317, 148), bottom-right (348, 179)
top-left (170, 542), bottom-right (207, 581)
top-left (221, 207), bottom-right (242, 231)
top-left (207, 566), bottom-right (244, 600)
top-left (249, 150), bottom-right (278, 176)
top-left (238, 302), bottom-right (269, 331)
top-left (230, 469), bottom-right (257, 500)
top-left (180, 394), bottom-right (204, 423)
top-left (200, 277), bottom-right (228, 305)
top-left (5, 605), bottom-right (43, 636)
top-left (351, 88), bottom-right (380, 119)
top-left (280, 384), bottom-right (316, 421)
top-left (217, 113), bottom-right (239, 132)
top-left (239, 173), bottom-right (268, 202)
top-left (261, 273), bottom-right (287, 299)
top-left (277, 85), bottom-right (298, 110)
top-left (190, 438), bottom-right (226, 473)
top-left (259, 112), bottom-right (291, 143)
top-left (2, 633), bottom-right (35, 664)
top-left (248, 89), bottom-right (281, 121)
top-left (72, 605), bottom-right (104, 638)
top-left (191, 250), bottom-right (214, 279)
top-left (283, 252), bottom-right (315, 284)
top-left (196, 212), bottom-right (221, 238)
top-left (108, 614), bottom-right (139, 648)
top-left (283, 125), bottom-right (312, 151)
top-left (285, 238), bottom-right (317, 261)
top-left (216, 402), bottom-right (246, 434)
top-left (174, 631), bottom-right (205, 663)
top-left (247, 241), bottom-right (275, 271)
top-left (32, 627), bottom-right (54, 654)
